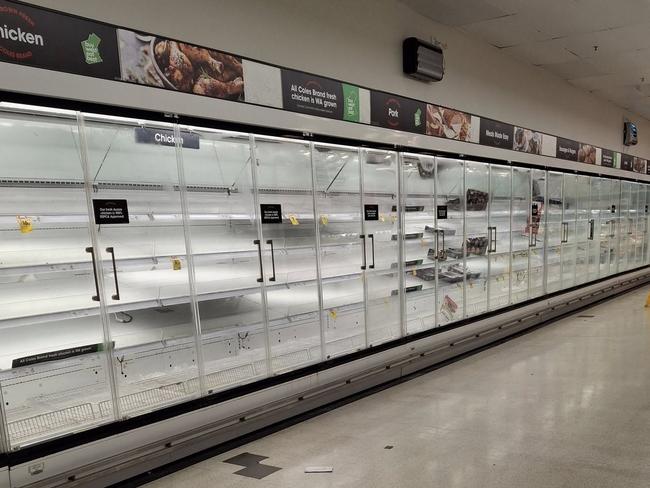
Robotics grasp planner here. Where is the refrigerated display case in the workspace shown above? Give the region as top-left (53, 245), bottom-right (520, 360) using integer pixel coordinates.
top-left (1, 104), bottom-right (649, 452)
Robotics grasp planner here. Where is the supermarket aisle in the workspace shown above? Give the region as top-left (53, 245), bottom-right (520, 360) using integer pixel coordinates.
top-left (142, 286), bottom-right (650, 488)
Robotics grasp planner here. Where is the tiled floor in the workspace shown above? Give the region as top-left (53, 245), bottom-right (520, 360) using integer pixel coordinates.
top-left (144, 286), bottom-right (650, 487)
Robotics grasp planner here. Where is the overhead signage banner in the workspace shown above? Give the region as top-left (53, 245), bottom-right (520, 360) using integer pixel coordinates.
top-left (0, 0), bottom-right (647, 176)
top-left (621, 154), bottom-right (633, 171)
top-left (601, 149), bottom-right (615, 168)
top-left (370, 92), bottom-right (425, 134)
top-left (0, 1), bottom-right (120, 79)
top-left (281, 69), bottom-right (360, 121)
top-left (479, 119), bottom-right (514, 149)
top-left (556, 137), bottom-right (579, 161)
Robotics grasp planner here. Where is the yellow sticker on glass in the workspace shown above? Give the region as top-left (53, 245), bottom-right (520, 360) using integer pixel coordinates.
top-left (321, 215), bottom-right (329, 225)
top-left (171, 257), bottom-right (182, 271)
top-left (329, 309), bottom-right (337, 320)
top-left (289, 215), bottom-right (299, 225)
top-left (17, 216), bottom-right (32, 234)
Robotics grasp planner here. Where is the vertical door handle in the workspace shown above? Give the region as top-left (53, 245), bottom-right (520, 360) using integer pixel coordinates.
top-left (254, 239), bottom-right (264, 283)
top-left (86, 247), bottom-right (100, 302)
top-left (529, 230), bottom-right (537, 248)
top-left (360, 235), bottom-right (367, 270)
top-left (588, 219), bottom-right (595, 240)
top-left (105, 247), bottom-right (120, 300)
top-left (561, 222), bottom-right (569, 243)
top-left (437, 230), bottom-right (446, 260)
top-left (266, 239), bottom-right (276, 282)
top-left (368, 234), bottom-right (375, 269)
top-left (628, 218), bottom-right (633, 235)
top-left (489, 226), bottom-right (497, 253)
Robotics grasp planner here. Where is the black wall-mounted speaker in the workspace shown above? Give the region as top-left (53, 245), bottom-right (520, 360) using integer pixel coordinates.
top-left (624, 121), bottom-right (638, 146)
top-left (403, 37), bottom-right (444, 82)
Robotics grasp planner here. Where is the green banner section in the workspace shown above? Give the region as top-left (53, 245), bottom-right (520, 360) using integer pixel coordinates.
top-left (342, 83), bottom-right (360, 122)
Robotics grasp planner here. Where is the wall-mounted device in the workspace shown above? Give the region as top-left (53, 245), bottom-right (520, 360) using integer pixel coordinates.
top-left (624, 121), bottom-right (638, 146)
top-left (403, 37), bottom-right (444, 82)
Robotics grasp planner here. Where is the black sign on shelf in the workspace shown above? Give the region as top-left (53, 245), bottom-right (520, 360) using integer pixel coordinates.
top-left (93, 199), bottom-right (129, 224)
top-left (479, 118), bottom-right (514, 148)
top-left (364, 204), bottom-right (379, 221)
top-left (12, 343), bottom-right (104, 368)
top-left (370, 92), bottom-right (425, 134)
top-left (0, 0), bottom-right (120, 79)
top-left (555, 137), bottom-right (579, 161)
top-left (261, 204), bottom-right (282, 224)
top-left (134, 127), bottom-right (200, 149)
top-left (437, 205), bottom-right (448, 219)
top-left (601, 149), bottom-right (614, 168)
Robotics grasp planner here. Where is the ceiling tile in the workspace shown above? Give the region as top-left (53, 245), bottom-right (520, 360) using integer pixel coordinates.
top-left (540, 59), bottom-right (609, 79)
top-left (501, 40), bottom-right (578, 65)
top-left (461, 13), bottom-right (552, 48)
top-left (399, 0), bottom-right (508, 25)
top-left (556, 24), bottom-right (650, 59)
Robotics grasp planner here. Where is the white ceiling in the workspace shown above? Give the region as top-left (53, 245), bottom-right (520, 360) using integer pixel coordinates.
top-left (401, 0), bottom-right (650, 120)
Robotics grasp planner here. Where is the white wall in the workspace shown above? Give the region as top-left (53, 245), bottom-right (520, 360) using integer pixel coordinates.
top-left (4, 0), bottom-right (650, 178)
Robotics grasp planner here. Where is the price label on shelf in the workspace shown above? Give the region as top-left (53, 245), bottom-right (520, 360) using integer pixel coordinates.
top-left (329, 310), bottom-right (337, 320)
top-left (289, 215), bottom-right (300, 225)
top-left (321, 215), bottom-right (329, 225)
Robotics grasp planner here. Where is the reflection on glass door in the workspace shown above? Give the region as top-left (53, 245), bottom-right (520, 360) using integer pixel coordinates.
top-left (435, 158), bottom-right (465, 325)
top-left (511, 167), bottom-right (531, 304)
top-left (254, 137), bottom-right (321, 372)
top-left (464, 161), bottom-right (489, 317)
top-left (362, 149), bottom-right (401, 346)
top-left (313, 143), bottom-right (365, 358)
top-left (84, 118), bottom-right (198, 418)
top-left (529, 169), bottom-right (547, 298)
top-left (182, 128), bottom-right (268, 393)
top-left (0, 110), bottom-right (115, 448)
top-left (400, 154), bottom-right (436, 334)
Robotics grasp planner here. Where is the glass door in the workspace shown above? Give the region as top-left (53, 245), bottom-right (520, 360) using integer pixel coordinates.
top-left (0, 109), bottom-right (115, 448)
top-left (312, 143), bottom-right (365, 358)
top-left (487, 164), bottom-right (512, 310)
top-left (529, 169), bottom-right (547, 298)
top-left (560, 174), bottom-right (577, 289)
top-left (464, 161), bottom-right (489, 317)
top-left (361, 149), bottom-right (401, 347)
top-left (181, 127), bottom-right (269, 394)
top-left (618, 181), bottom-right (632, 271)
top-left (610, 180), bottom-right (622, 275)
top-left (629, 183), bottom-right (641, 268)
top-left (435, 157), bottom-right (465, 325)
top-left (639, 183), bottom-right (650, 265)
top-left (574, 175), bottom-right (591, 285)
top-left (511, 167), bottom-right (531, 304)
top-left (83, 117), bottom-right (198, 418)
top-left (545, 171), bottom-right (563, 293)
top-left (253, 137), bottom-right (322, 372)
top-left (587, 177), bottom-right (602, 281)
top-left (400, 154), bottom-right (436, 334)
